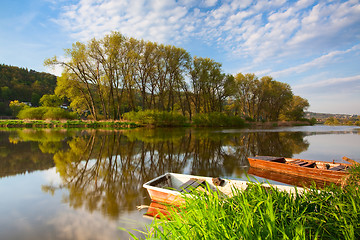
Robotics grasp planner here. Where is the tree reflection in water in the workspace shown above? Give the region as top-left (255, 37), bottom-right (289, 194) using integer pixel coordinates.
top-left (4, 128), bottom-right (309, 220)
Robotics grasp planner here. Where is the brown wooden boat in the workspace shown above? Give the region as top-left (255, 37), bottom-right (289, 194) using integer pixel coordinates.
top-left (247, 156), bottom-right (352, 185)
top-left (248, 167), bottom-right (329, 188)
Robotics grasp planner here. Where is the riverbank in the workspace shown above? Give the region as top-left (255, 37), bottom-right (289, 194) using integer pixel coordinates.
top-left (128, 165), bottom-right (360, 239)
top-left (133, 170), bottom-right (359, 239)
top-left (249, 120), bottom-right (312, 128)
top-left (0, 119), bottom-right (139, 129)
top-left (0, 119), bottom-right (313, 129)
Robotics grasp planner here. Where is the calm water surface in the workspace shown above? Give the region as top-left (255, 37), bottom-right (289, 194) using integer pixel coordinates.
top-left (0, 125), bottom-right (359, 239)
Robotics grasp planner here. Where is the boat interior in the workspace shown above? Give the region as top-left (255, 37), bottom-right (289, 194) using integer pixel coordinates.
top-left (252, 156), bottom-right (348, 171)
top-left (147, 173), bottom-right (301, 197)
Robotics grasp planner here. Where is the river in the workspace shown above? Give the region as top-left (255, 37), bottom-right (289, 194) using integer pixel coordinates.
top-left (0, 125), bottom-right (359, 239)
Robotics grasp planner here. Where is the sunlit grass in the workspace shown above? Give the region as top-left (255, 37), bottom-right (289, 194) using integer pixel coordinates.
top-left (127, 182), bottom-right (360, 239)
top-left (0, 119), bottom-right (138, 129)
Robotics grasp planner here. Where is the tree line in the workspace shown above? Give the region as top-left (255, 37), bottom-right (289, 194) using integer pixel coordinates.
top-left (45, 31), bottom-right (309, 122)
top-left (0, 64), bottom-right (57, 115)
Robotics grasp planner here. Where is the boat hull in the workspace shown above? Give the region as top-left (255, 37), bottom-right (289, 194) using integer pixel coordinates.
top-left (143, 173), bottom-right (303, 205)
top-left (248, 156), bottom-right (350, 185)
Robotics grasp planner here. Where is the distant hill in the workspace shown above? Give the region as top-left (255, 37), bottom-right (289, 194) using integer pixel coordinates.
top-left (305, 111), bottom-right (358, 122)
top-left (0, 64), bottom-right (57, 115)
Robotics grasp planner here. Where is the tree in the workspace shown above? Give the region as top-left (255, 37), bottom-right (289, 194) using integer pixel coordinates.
top-left (31, 92), bottom-right (41, 107)
top-left (190, 57), bottom-right (229, 114)
top-left (260, 76), bottom-right (293, 121)
top-left (39, 94), bottom-right (62, 107)
top-left (1, 86), bottom-right (11, 101)
top-left (232, 73), bottom-right (259, 119)
top-left (280, 95), bottom-right (309, 121)
top-left (229, 73), bottom-right (293, 121)
top-left (9, 100), bottom-right (29, 117)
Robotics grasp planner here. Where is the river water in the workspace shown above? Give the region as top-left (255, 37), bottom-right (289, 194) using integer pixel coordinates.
top-left (0, 125), bottom-right (359, 239)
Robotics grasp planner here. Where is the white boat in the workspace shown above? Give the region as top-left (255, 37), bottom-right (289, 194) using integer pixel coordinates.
top-left (143, 172), bottom-right (304, 205)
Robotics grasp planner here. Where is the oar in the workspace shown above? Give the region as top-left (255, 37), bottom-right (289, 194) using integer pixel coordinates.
top-left (342, 156), bottom-right (358, 165)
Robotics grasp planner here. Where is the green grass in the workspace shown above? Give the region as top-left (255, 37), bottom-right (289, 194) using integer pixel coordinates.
top-left (0, 120), bottom-right (138, 129)
top-left (127, 181), bottom-right (360, 240)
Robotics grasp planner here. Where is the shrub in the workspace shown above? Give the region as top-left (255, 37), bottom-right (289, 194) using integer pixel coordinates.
top-left (17, 107), bottom-right (48, 119)
top-left (123, 110), bottom-right (187, 127)
top-left (43, 107), bottom-right (76, 120)
top-left (9, 100), bottom-right (30, 117)
top-left (192, 112), bottom-right (245, 127)
top-left (17, 107), bottom-right (77, 120)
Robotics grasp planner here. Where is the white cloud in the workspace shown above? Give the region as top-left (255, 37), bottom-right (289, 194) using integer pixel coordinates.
top-left (56, 0), bottom-right (195, 44)
top-left (270, 44), bottom-right (360, 78)
top-left (55, 0), bottom-right (360, 67)
top-left (203, 0), bottom-right (218, 7)
top-left (293, 74), bottom-right (360, 90)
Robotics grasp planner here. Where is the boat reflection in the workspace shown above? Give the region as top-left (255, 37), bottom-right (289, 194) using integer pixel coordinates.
top-left (143, 201), bottom-right (176, 219)
top-left (248, 167), bottom-right (331, 188)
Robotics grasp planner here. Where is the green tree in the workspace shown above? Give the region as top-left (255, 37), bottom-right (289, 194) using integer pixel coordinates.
top-left (190, 57), bottom-right (229, 114)
top-left (325, 117), bottom-right (340, 125)
top-left (1, 86), bottom-right (11, 101)
top-left (280, 95), bottom-right (309, 121)
top-left (39, 94), bottom-right (62, 107)
top-left (31, 92), bottom-right (41, 107)
top-left (9, 100), bottom-right (29, 117)
top-left (230, 73), bottom-right (261, 119)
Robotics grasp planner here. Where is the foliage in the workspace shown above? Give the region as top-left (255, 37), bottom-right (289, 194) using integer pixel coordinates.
top-left (123, 110), bottom-right (188, 126)
top-left (45, 31), bottom-right (308, 123)
top-left (280, 95), bottom-right (309, 121)
top-left (0, 64), bottom-right (57, 115)
top-left (0, 119), bottom-right (137, 128)
top-left (192, 112), bottom-right (246, 127)
top-left (344, 164), bottom-right (360, 186)
top-left (308, 117), bottom-right (317, 125)
top-left (133, 183), bottom-right (360, 240)
top-left (189, 57), bottom-right (232, 114)
top-left (324, 117), bottom-right (360, 126)
top-left (39, 94), bottom-right (63, 107)
top-left (9, 100), bottom-right (30, 116)
top-left (46, 32), bottom-right (191, 120)
top-left (17, 107), bottom-right (76, 120)
top-left (229, 73), bottom-right (293, 121)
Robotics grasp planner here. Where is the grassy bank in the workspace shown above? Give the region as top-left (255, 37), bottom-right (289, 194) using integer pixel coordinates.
top-left (129, 166), bottom-right (360, 239)
top-left (0, 120), bottom-right (138, 129)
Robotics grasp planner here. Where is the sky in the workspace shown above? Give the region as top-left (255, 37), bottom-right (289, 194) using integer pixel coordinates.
top-left (0, 0), bottom-right (359, 115)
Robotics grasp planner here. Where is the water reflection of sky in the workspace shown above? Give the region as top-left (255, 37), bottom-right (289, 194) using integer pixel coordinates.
top-left (220, 125), bottom-right (360, 133)
top-left (294, 134), bottom-right (360, 162)
top-left (0, 126), bottom-right (359, 240)
top-left (0, 168), bottom-right (149, 240)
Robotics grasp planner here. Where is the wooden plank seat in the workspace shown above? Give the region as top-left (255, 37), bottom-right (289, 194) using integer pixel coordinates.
top-left (301, 162), bottom-right (316, 168)
top-left (253, 156), bottom-right (286, 163)
top-left (288, 160), bottom-right (315, 168)
top-left (178, 178), bottom-right (207, 193)
top-left (288, 160), bottom-right (306, 165)
top-left (329, 165), bottom-right (346, 171)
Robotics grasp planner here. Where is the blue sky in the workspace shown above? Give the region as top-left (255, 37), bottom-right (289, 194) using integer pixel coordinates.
top-left (1, 0), bottom-right (359, 114)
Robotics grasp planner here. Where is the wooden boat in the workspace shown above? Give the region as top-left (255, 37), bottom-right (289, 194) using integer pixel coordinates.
top-left (143, 201), bottom-right (174, 219)
top-left (247, 156), bottom-right (352, 185)
top-left (143, 172), bottom-right (303, 205)
top-left (248, 167), bottom-right (329, 188)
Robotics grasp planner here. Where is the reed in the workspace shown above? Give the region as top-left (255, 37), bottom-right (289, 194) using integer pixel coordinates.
top-left (129, 183), bottom-right (360, 239)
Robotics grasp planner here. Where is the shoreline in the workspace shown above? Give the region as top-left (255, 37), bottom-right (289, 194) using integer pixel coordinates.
top-left (0, 119), bottom-right (312, 129)
top-left (0, 119), bottom-right (139, 129)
